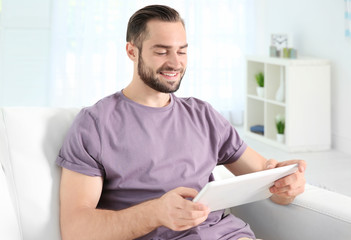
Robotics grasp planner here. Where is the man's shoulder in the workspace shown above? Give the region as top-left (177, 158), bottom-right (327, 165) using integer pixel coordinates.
top-left (175, 95), bottom-right (210, 106)
top-left (81, 91), bottom-right (122, 119)
top-left (175, 95), bottom-right (214, 112)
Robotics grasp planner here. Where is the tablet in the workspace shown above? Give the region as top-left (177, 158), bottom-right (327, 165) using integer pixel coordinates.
top-left (193, 164), bottom-right (298, 212)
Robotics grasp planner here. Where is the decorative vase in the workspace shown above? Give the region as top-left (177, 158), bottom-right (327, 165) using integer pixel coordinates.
top-left (276, 133), bottom-right (285, 143)
top-left (275, 67), bottom-right (285, 102)
top-left (256, 86), bottom-right (264, 98)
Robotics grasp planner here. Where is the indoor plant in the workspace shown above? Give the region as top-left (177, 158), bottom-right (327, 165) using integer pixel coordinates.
top-left (255, 72), bottom-right (264, 97)
top-left (275, 113), bottom-right (285, 143)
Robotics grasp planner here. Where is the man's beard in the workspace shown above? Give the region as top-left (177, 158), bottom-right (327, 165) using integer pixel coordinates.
top-left (137, 53), bottom-right (185, 93)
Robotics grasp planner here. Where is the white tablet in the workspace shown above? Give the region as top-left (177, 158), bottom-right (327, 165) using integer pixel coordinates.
top-left (193, 164), bottom-right (298, 212)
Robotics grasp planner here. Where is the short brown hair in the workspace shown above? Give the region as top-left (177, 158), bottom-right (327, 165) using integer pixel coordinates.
top-left (126, 5), bottom-right (185, 49)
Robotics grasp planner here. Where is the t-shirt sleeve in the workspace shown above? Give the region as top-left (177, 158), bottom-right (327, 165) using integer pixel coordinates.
top-left (56, 108), bottom-right (105, 177)
top-left (207, 105), bottom-right (247, 165)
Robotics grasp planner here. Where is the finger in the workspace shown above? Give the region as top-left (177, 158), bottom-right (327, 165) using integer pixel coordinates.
top-left (171, 213), bottom-right (209, 231)
top-left (271, 173), bottom-right (306, 194)
top-left (265, 158), bottom-right (278, 169)
top-left (174, 187), bottom-right (199, 199)
top-left (177, 207), bottom-right (210, 222)
top-left (174, 196), bottom-right (210, 218)
top-left (179, 198), bottom-right (210, 213)
top-left (178, 206), bottom-right (210, 220)
top-left (271, 184), bottom-right (305, 198)
top-left (192, 202), bottom-right (209, 211)
top-left (276, 159), bottom-right (306, 173)
top-left (271, 184), bottom-right (294, 194)
top-left (274, 172), bottom-right (298, 188)
top-left (169, 203), bottom-right (210, 231)
top-left (169, 188), bottom-right (210, 213)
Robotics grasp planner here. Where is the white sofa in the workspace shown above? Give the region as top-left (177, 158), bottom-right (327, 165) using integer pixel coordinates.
top-left (1, 107), bottom-right (351, 240)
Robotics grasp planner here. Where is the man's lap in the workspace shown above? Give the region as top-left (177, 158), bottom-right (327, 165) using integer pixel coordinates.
top-left (239, 238), bottom-right (263, 240)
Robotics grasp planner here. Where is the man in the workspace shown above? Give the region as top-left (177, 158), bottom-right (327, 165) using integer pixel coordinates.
top-left (56, 5), bottom-right (306, 240)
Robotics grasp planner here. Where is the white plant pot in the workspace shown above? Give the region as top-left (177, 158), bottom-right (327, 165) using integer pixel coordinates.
top-left (276, 133), bottom-right (285, 143)
top-left (275, 67), bottom-right (285, 102)
top-left (256, 87), bottom-right (264, 98)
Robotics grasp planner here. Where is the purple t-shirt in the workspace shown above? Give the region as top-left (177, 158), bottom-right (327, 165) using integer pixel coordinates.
top-left (56, 91), bottom-right (255, 239)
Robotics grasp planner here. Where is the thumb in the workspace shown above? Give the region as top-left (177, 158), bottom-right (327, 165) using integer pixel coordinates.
top-left (174, 187), bottom-right (199, 199)
top-left (265, 159), bottom-right (278, 169)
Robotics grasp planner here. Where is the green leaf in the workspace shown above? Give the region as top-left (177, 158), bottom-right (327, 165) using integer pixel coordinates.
top-left (255, 72), bottom-right (264, 87)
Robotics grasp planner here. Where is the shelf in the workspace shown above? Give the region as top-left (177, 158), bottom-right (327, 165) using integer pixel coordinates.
top-left (246, 55), bottom-right (330, 66)
top-left (245, 131), bottom-right (287, 149)
top-left (247, 94), bottom-right (264, 101)
top-left (245, 55), bottom-right (331, 152)
top-left (266, 99), bottom-right (285, 107)
top-left (247, 94), bottom-right (286, 107)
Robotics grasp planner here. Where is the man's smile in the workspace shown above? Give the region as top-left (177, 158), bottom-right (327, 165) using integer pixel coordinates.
top-left (159, 71), bottom-right (181, 80)
top-left (161, 72), bottom-right (177, 77)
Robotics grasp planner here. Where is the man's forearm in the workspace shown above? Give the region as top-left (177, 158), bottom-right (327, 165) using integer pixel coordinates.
top-left (61, 199), bottom-right (160, 240)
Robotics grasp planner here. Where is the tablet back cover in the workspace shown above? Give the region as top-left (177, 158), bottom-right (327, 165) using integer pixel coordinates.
top-left (193, 164), bottom-right (298, 211)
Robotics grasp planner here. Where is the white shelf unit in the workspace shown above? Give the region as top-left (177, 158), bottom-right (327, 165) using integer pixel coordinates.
top-left (244, 56), bottom-right (331, 152)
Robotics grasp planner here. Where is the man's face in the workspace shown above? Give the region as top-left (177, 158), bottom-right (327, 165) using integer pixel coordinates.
top-left (137, 20), bottom-right (188, 93)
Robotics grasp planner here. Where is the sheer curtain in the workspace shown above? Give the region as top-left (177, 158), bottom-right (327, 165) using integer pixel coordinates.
top-left (346, 0), bottom-right (351, 39)
top-left (50, 0), bottom-right (255, 125)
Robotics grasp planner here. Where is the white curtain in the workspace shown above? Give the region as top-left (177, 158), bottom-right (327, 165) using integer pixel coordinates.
top-left (346, 0), bottom-right (351, 39)
top-left (50, 0), bottom-right (255, 125)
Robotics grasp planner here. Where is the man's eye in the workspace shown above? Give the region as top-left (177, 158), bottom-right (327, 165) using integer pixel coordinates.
top-left (155, 52), bottom-right (167, 55)
top-left (178, 52), bottom-right (187, 55)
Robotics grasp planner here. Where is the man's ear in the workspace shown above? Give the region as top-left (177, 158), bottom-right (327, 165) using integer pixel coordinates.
top-left (126, 42), bottom-right (138, 62)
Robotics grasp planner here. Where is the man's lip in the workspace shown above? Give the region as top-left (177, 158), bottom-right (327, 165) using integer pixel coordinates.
top-left (159, 71), bottom-right (182, 79)
top-left (160, 71), bottom-right (179, 77)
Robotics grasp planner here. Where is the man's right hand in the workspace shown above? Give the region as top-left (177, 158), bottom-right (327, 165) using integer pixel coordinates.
top-left (153, 187), bottom-right (210, 231)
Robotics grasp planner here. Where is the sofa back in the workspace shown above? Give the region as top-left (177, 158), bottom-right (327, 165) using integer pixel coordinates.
top-left (0, 154), bottom-right (21, 240)
top-left (0, 107), bottom-right (80, 240)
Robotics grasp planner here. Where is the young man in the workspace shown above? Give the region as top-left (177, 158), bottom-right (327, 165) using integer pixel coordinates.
top-left (56, 5), bottom-right (306, 240)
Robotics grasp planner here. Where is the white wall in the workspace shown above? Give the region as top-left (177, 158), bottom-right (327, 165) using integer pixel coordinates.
top-left (0, 0), bottom-right (52, 106)
top-left (0, 0), bottom-right (350, 155)
top-left (255, 0), bottom-right (351, 155)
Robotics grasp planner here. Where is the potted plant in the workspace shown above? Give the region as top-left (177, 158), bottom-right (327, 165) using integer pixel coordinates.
top-left (255, 72), bottom-right (264, 97)
top-left (275, 114), bottom-right (285, 143)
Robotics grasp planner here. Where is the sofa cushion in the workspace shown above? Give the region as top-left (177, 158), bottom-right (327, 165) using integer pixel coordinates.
top-left (0, 107), bottom-right (79, 240)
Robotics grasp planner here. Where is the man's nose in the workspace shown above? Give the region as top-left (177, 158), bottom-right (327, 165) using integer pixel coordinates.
top-left (167, 52), bottom-right (182, 69)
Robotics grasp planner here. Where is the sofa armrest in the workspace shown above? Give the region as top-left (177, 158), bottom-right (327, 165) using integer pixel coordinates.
top-left (231, 184), bottom-right (351, 240)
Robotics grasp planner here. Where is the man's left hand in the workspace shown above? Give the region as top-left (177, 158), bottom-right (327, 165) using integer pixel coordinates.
top-left (266, 159), bottom-right (307, 205)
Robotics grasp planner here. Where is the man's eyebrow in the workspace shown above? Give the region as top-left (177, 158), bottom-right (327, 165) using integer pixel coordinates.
top-left (151, 44), bottom-right (188, 49)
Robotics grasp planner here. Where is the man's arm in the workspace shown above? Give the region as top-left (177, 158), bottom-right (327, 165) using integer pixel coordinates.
top-left (224, 146), bottom-right (306, 205)
top-left (59, 168), bottom-right (209, 240)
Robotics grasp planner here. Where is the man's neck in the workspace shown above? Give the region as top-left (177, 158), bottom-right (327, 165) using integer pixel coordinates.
top-left (122, 83), bottom-right (171, 108)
